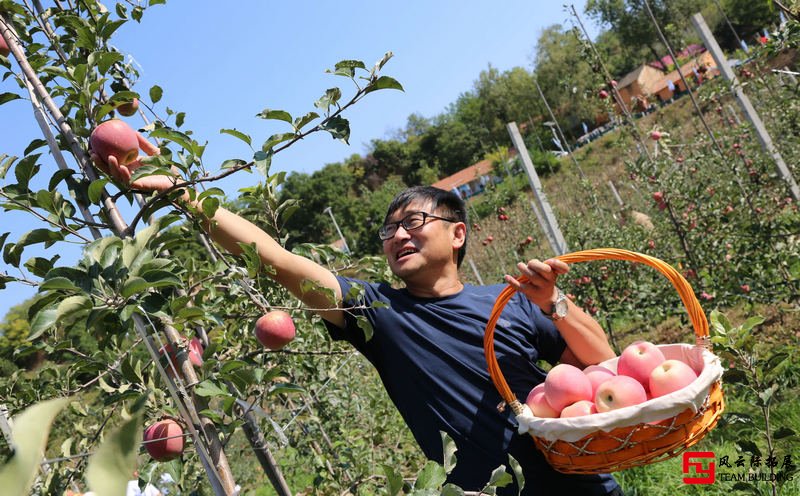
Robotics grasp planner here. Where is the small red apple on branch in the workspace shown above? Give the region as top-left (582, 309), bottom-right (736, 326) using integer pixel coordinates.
top-left (0, 36), bottom-right (9, 57)
top-left (117, 97), bottom-right (139, 117)
top-left (254, 310), bottom-right (296, 350)
top-left (143, 418), bottom-right (185, 461)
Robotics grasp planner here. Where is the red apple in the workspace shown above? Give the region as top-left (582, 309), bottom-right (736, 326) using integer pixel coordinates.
top-left (583, 364), bottom-right (616, 398)
top-left (652, 191), bottom-right (664, 202)
top-left (595, 375), bottom-right (648, 412)
top-left (650, 130), bottom-right (662, 141)
top-left (598, 89), bottom-right (609, 99)
top-left (617, 340), bottom-right (665, 392)
top-left (90, 119), bottom-right (139, 166)
top-left (160, 336), bottom-right (204, 370)
top-left (143, 419), bottom-right (184, 461)
top-left (525, 383), bottom-right (559, 418)
top-left (560, 400), bottom-right (597, 418)
top-left (0, 36), bottom-right (9, 57)
top-left (254, 310), bottom-right (296, 350)
top-left (117, 98), bottom-right (139, 117)
top-left (544, 363), bottom-right (593, 412)
top-left (649, 359), bottom-right (698, 398)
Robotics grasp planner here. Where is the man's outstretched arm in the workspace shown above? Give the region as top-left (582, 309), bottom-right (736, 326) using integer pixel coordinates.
top-left (92, 139), bottom-right (346, 328)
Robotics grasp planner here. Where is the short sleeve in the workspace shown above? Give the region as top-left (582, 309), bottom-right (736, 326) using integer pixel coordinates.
top-left (322, 276), bottom-right (376, 352)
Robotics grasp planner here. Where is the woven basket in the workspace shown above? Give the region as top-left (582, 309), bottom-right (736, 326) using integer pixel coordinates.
top-left (483, 248), bottom-right (725, 474)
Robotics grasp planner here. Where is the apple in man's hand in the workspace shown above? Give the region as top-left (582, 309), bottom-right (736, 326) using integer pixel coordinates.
top-left (594, 375), bottom-right (648, 412)
top-left (89, 119), bottom-right (140, 166)
top-left (254, 310), bottom-right (296, 350)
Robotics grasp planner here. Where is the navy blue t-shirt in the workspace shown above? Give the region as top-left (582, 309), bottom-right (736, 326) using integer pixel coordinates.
top-left (324, 277), bottom-right (620, 495)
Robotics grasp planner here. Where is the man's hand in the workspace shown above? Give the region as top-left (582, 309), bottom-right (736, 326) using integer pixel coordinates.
top-left (503, 258), bottom-right (569, 310)
top-left (90, 132), bottom-right (176, 192)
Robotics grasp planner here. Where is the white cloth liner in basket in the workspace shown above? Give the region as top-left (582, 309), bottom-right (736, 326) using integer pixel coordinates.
top-left (516, 343), bottom-right (724, 443)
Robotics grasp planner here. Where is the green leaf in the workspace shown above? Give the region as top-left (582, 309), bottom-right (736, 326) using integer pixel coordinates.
top-left (261, 133), bottom-right (296, 152)
top-left (150, 85), bottom-right (163, 104)
top-left (371, 51), bottom-right (394, 74)
top-left (328, 59), bottom-right (366, 77)
top-left (121, 276), bottom-right (150, 298)
top-left (56, 295), bottom-right (92, 324)
top-left (0, 397), bottom-right (70, 494)
top-left (414, 460), bottom-right (446, 490)
top-left (3, 228), bottom-right (64, 267)
top-left (440, 431), bottom-right (458, 475)
top-left (254, 150), bottom-right (272, 176)
top-left (148, 128), bottom-right (195, 153)
top-left (201, 196), bottom-right (220, 219)
top-left (382, 464), bottom-right (404, 496)
top-left (256, 109), bottom-right (293, 123)
top-left (740, 315), bottom-right (765, 332)
top-left (24, 256), bottom-right (59, 278)
top-left (441, 484), bottom-right (466, 496)
top-left (221, 158), bottom-right (248, 170)
top-left (39, 276), bottom-right (81, 292)
top-left (364, 75), bottom-right (404, 94)
top-left (314, 87), bottom-right (342, 110)
top-left (86, 411), bottom-right (143, 495)
top-left (508, 455), bottom-right (525, 495)
top-left (774, 427), bottom-right (795, 439)
top-left (88, 178), bottom-right (109, 204)
top-left (485, 465), bottom-right (512, 489)
top-left (24, 139), bottom-right (47, 156)
top-left (320, 115), bottom-right (350, 144)
top-left (269, 383), bottom-right (305, 395)
top-left (736, 440), bottom-right (760, 457)
top-left (0, 154), bottom-right (18, 180)
top-left (0, 92), bottom-right (21, 105)
top-left (220, 128), bottom-right (252, 147)
top-left (355, 315), bottom-right (374, 342)
top-left (194, 380), bottom-right (230, 398)
top-left (293, 111), bottom-right (320, 131)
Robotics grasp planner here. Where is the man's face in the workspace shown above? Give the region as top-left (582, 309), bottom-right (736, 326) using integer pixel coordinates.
top-left (381, 200), bottom-right (461, 280)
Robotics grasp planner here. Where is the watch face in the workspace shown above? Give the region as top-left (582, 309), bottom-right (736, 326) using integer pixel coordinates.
top-left (555, 298), bottom-right (569, 317)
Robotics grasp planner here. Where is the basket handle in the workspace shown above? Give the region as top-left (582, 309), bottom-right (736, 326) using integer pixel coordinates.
top-left (483, 248), bottom-right (709, 411)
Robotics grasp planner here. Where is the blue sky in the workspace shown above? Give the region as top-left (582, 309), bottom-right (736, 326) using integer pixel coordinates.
top-left (1, 1), bottom-right (600, 319)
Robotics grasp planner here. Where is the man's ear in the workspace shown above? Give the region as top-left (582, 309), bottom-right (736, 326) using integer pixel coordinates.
top-left (451, 222), bottom-right (467, 250)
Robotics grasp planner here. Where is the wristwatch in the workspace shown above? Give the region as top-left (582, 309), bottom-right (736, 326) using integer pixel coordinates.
top-left (543, 288), bottom-right (569, 322)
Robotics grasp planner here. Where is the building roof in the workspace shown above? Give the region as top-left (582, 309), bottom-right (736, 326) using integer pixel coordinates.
top-left (617, 64), bottom-right (667, 96)
top-left (431, 158), bottom-right (495, 191)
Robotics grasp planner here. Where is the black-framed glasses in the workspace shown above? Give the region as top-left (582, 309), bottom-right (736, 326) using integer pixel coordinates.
top-left (379, 211), bottom-right (458, 241)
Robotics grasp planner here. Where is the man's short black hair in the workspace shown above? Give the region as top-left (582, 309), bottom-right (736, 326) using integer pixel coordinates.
top-left (384, 186), bottom-right (468, 268)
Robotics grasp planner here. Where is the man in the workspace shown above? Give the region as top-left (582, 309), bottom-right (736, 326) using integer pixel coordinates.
top-left (94, 144), bottom-right (622, 495)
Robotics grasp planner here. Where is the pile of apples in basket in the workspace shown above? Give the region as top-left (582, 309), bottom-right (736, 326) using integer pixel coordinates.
top-left (528, 340), bottom-right (699, 419)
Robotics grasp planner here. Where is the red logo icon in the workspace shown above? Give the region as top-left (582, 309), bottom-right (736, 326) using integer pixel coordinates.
top-left (683, 451), bottom-right (716, 484)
